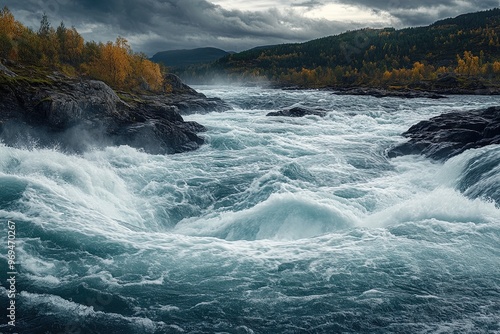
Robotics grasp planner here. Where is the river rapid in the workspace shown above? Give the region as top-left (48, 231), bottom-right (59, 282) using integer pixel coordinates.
top-left (1, 86), bottom-right (499, 333)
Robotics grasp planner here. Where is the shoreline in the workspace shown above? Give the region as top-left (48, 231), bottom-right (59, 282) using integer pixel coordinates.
top-left (0, 64), bottom-right (230, 155)
top-left (275, 84), bottom-right (500, 98)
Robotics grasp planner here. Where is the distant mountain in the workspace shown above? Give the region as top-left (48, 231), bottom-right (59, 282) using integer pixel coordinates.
top-left (150, 47), bottom-right (231, 68)
top-left (178, 8), bottom-right (500, 92)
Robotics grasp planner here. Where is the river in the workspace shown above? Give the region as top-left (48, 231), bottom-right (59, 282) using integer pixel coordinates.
top-left (1, 86), bottom-right (499, 333)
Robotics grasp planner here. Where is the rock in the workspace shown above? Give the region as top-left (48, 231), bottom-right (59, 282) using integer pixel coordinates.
top-left (0, 65), bottom-right (229, 154)
top-left (387, 106), bottom-right (500, 160)
top-left (165, 73), bottom-right (198, 94)
top-left (0, 61), bottom-right (16, 77)
top-left (163, 73), bottom-right (231, 115)
top-left (267, 106), bottom-right (327, 117)
top-left (29, 80), bottom-right (124, 129)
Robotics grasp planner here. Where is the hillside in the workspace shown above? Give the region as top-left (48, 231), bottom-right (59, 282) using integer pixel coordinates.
top-left (150, 47), bottom-right (230, 68)
top-left (178, 8), bottom-right (500, 92)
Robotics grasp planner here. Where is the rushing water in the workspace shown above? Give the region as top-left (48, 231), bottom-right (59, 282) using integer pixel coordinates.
top-left (1, 86), bottom-right (500, 333)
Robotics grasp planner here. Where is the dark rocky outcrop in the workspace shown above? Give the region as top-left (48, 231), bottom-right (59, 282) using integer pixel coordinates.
top-left (387, 106), bottom-right (500, 160)
top-left (334, 87), bottom-right (447, 99)
top-left (0, 65), bottom-right (229, 154)
top-left (267, 106), bottom-right (327, 117)
top-left (163, 73), bottom-right (231, 115)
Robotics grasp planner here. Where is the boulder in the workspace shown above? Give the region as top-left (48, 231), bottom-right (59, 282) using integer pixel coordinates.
top-left (387, 106), bottom-right (500, 160)
top-left (162, 73), bottom-right (231, 115)
top-left (267, 106), bottom-right (327, 117)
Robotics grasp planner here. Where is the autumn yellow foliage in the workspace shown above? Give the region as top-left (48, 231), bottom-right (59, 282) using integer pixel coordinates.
top-left (0, 7), bottom-right (166, 93)
top-left (275, 50), bottom-right (500, 88)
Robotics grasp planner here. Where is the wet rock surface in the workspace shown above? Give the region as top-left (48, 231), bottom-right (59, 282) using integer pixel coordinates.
top-left (266, 106), bottom-right (327, 117)
top-left (388, 106), bottom-right (500, 160)
top-left (0, 67), bottom-right (229, 154)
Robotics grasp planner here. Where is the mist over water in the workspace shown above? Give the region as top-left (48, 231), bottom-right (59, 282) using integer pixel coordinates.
top-left (1, 86), bottom-right (500, 333)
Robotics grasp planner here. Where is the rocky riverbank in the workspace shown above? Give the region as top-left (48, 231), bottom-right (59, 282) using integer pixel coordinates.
top-left (274, 72), bottom-right (500, 98)
top-left (0, 64), bottom-right (230, 154)
top-left (334, 73), bottom-right (500, 99)
top-left (388, 106), bottom-right (500, 160)
top-left (333, 87), bottom-right (447, 99)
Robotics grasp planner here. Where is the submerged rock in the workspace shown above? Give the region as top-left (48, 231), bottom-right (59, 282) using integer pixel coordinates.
top-left (0, 65), bottom-right (229, 154)
top-left (387, 106), bottom-right (500, 160)
top-left (267, 106), bottom-right (326, 117)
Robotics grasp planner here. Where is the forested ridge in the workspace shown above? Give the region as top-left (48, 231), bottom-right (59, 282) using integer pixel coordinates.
top-left (151, 47), bottom-right (231, 69)
top-left (177, 8), bottom-right (500, 91)
top-left (0, 7), bottom-right (169, 92)
top-left (3, 7), bottom-right (500, 92)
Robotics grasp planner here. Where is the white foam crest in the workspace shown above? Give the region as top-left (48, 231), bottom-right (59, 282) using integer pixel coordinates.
top-left (21, 290), bottom-right (97, 316)
top-left (364, 187), bottom-right (500, 228)
top-left (173, 192), bottom-right (360, 240)
top-left (25, 273), bottom-right (61, 286)
top-left (19, 251), bottom-right (56, 275)
top-left (20, 290), bottom-right (164, 331)
top-left (0, 145), bottom-right (147, 231)
top-left (121, 274), bottom-right (165, 287)
top-left (439, 145), bottom-right (500, 184)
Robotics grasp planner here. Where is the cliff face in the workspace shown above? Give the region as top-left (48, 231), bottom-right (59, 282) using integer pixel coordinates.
top-left (0, 65), bottom-right (229, 154)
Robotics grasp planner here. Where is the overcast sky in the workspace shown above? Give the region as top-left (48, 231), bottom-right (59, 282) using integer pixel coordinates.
top-left (4, 0), bottom-right (499, 55)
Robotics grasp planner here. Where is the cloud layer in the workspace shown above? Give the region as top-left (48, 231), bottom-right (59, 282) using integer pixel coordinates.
top-left (3, 0), bottom-right (499, 55)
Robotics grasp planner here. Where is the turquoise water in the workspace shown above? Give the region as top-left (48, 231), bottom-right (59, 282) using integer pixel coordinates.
top-left (1, 87), bottom-right (500, 333)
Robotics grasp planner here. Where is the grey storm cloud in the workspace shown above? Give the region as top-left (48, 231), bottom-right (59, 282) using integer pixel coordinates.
top-left (292, 0), bottom-right (325, 7)
top-left (4, 0), bottom-right (357, 53)
top-left (343, 0), bottom-right (498, 10)
top-left (3, 0), bottom-right (500, 54)
top-left (339, 0), bottom-right (500, 26)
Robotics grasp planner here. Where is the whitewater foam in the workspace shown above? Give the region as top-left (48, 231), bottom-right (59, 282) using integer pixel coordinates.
top-left (1, 87), bottom-right (500, 333)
